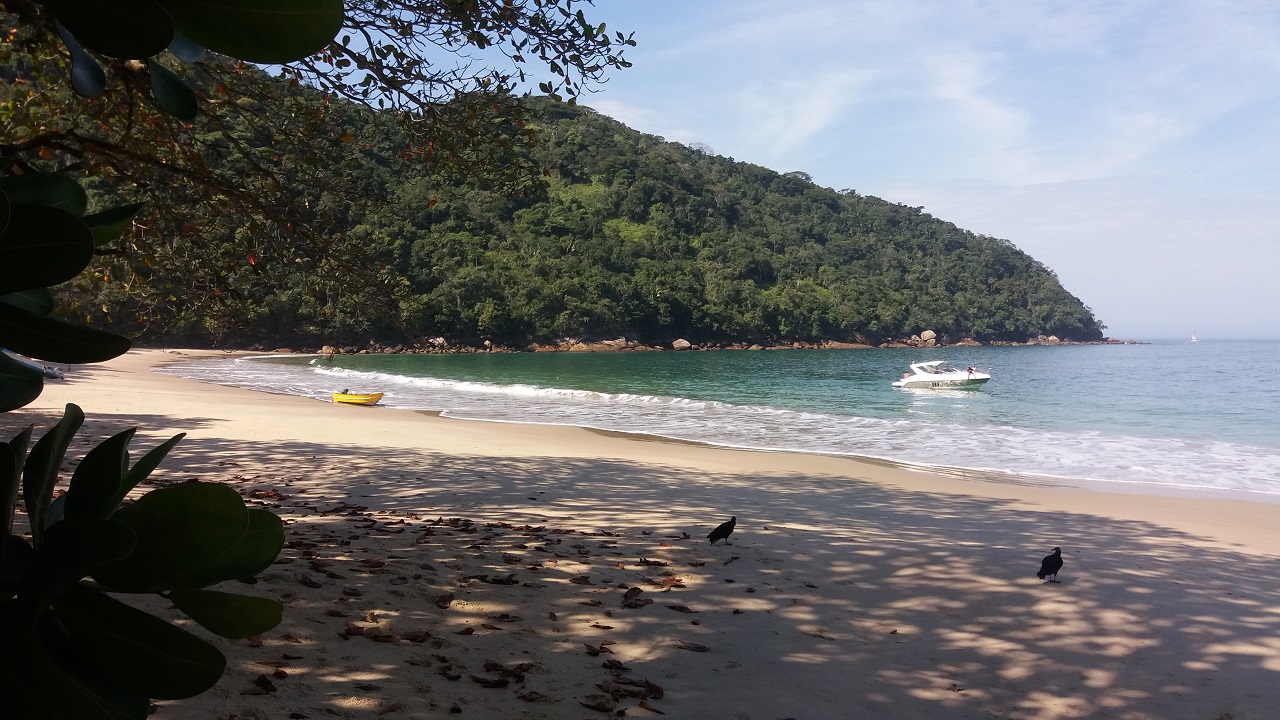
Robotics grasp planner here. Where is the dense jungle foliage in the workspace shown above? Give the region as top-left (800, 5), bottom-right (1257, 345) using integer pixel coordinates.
top-left (8, 59), bottom-right (1105, 347)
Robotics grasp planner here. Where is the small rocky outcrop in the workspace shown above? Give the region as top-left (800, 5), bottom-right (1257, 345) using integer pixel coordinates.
top-left (671, 338), bottom-right (692, 351)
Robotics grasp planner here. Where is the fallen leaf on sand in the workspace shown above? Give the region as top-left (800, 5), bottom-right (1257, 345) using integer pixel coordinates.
top-left (378, 703), bottom-right (405, 716)
top-left (280, 634), bottom-right (303, 643)
top-left (666, 605), bottom-right (697, 613)
top-left (435, 593), bottom-right (456, 609)
top-left (639, 699), bottom-right (665, 714)
top-left (354, 683), bottom-right (381, 691)
top-left (645, 679), bottom-right (664, 699)
top-left (253, 675), bottom-right (278, 693)
top-left (673, 640), bottom-right (710, 652)
top-left (548, 612), bottom-right (558, 621)
top-left (569, 576), bottom-right (594, 585)
top-left (456, 627), bottom-right (475, 635)
top-left (583, 642), bottom-right (615, 656)
top-left (590, 623), bottom-right (614, 629)
top-left (470, 675), bottom-right (509, 688)
top-left (580, 600), bottom-right (603, 606)
top-left (518, 691), bottom-right (546, 701)
top-left (300, 575), bottom-right (323, 588)
top-left (602, 659), bottom-right (630, 671)
top-left (480, 623), bottom-right (501, 630)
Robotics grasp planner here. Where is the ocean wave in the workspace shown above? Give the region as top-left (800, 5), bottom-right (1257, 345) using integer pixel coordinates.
top-left (155, 355), bottom-right (1280, 497)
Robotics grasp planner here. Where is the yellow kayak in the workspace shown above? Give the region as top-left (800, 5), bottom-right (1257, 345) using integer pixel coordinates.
top-left (332, 392), bottom-right (383, 406)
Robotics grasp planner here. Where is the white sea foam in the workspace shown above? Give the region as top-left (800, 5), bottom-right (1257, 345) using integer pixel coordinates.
top-left (156, 355), bottom-right (1280, 498)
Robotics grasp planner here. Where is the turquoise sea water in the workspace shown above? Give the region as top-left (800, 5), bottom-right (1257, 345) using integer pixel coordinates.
top-left (157, 339), bottom-right (1280, 497)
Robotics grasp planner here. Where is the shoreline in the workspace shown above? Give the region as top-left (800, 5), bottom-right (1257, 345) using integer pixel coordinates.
top-left (157, 349), bottom-right (1280, 508)
top-left (5, 349), bottom-right (1279, 719)
top-left (148, 333), bottom-right (1144, 358)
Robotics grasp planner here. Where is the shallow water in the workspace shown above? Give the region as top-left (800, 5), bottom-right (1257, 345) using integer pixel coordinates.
top-left (156, 339), bottom-right (1280, 497)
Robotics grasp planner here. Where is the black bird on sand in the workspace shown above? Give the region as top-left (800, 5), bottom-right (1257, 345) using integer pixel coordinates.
top-left (1037, 547), bottom-right (1063, 582)
top-left (708, 516), bottom-right (736, 545)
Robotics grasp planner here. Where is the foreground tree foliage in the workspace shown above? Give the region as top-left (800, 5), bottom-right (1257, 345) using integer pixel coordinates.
top-left (3, 0), bottom-right (636, 347)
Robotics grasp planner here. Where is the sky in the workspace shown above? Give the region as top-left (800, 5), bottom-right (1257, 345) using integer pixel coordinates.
top-left (566, 0), bottom-right (1280, 340)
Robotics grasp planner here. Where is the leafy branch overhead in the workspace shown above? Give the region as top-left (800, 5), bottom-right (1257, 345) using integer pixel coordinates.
top-left (0, 172), bottom-right (137, 411)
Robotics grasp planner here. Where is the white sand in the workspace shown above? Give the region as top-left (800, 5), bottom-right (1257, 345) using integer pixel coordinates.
top-left (5, 349), bottom-right (1279, 719)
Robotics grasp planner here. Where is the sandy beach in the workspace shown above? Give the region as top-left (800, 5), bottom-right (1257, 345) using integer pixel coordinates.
top-left (4, 349), bottom-right (1279, 720)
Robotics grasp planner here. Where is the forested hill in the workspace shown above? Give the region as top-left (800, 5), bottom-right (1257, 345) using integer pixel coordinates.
top-left (70, 91), bottom-right (1105, 348)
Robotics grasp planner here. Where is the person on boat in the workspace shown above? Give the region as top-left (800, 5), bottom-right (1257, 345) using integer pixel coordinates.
top-left (902, 372), bottom-right (911, 379)
top-left (340, 388), bottom-right (349, 394)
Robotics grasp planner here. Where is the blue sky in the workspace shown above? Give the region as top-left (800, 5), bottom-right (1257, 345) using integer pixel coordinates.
top-left (571, 0), bottom-right (1280, 339)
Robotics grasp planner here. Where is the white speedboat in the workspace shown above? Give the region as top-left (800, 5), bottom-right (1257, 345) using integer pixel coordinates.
top-left (892, 360), bottom-right (990, 388)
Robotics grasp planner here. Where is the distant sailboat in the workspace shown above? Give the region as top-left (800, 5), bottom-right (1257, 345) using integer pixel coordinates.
top-left (1190, 329), bottom-right (1198, 343)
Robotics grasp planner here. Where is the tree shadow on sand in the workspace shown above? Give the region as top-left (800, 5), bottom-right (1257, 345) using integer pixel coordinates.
top-left (3, 407), bottom-right (1279, 719)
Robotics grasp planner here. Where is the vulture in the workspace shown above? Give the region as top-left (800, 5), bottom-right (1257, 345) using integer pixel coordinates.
top-left (1037, 547), bottom-right (1063, 582)
top-left (708, 516), bottom-right (736, 545)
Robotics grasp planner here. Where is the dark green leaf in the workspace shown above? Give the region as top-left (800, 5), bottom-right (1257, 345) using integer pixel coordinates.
top-left (0, 352), bottom-right (43, 413)
top-left (64, 429), bottom-right (135, 521)
top-left (165, 508), bottom-right (283, 588)
top-left (1, 534), bottom-right (35, 580)
top-left (167, 32), bottom-right (205, 62)
top-left (110, 433), bottom-right (183, 511)
top-left (93, 482), bottom-right (248, 593)
top-left (54, 19), bottom-right (107, 97)
top-left (168, 589), bottom-right (283, 638)
top-left (82, 204), bottom-right (144, 247)
top-left (0, 188), bottom-right (9, 236)
top-left (53, 584), bottom-right (226, 699)
top-left (0, 174), bottom-right (88, 216)
top-left (0, 204), bottom-right (94, 295)
top-left (0, 445), bottom-right (13, 545)
top-left (22, 519), bottom-right (136, 612)
top-left (161, 0), bottom-right (343, 63)
top-left (23, 403), bottom-right (85, 546)
top-left (3, 427), bottom-right (32, 527)
top-left (0, 302), bottom-right (132, 364)
top-left (0, 624), bottom-right (147, 720)
top-left (1, 288), bottom-right (57, 316)
top-left (44, 0), bottom-right (174, 60)
top-left (147, 59), bottom-right (197, 120)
